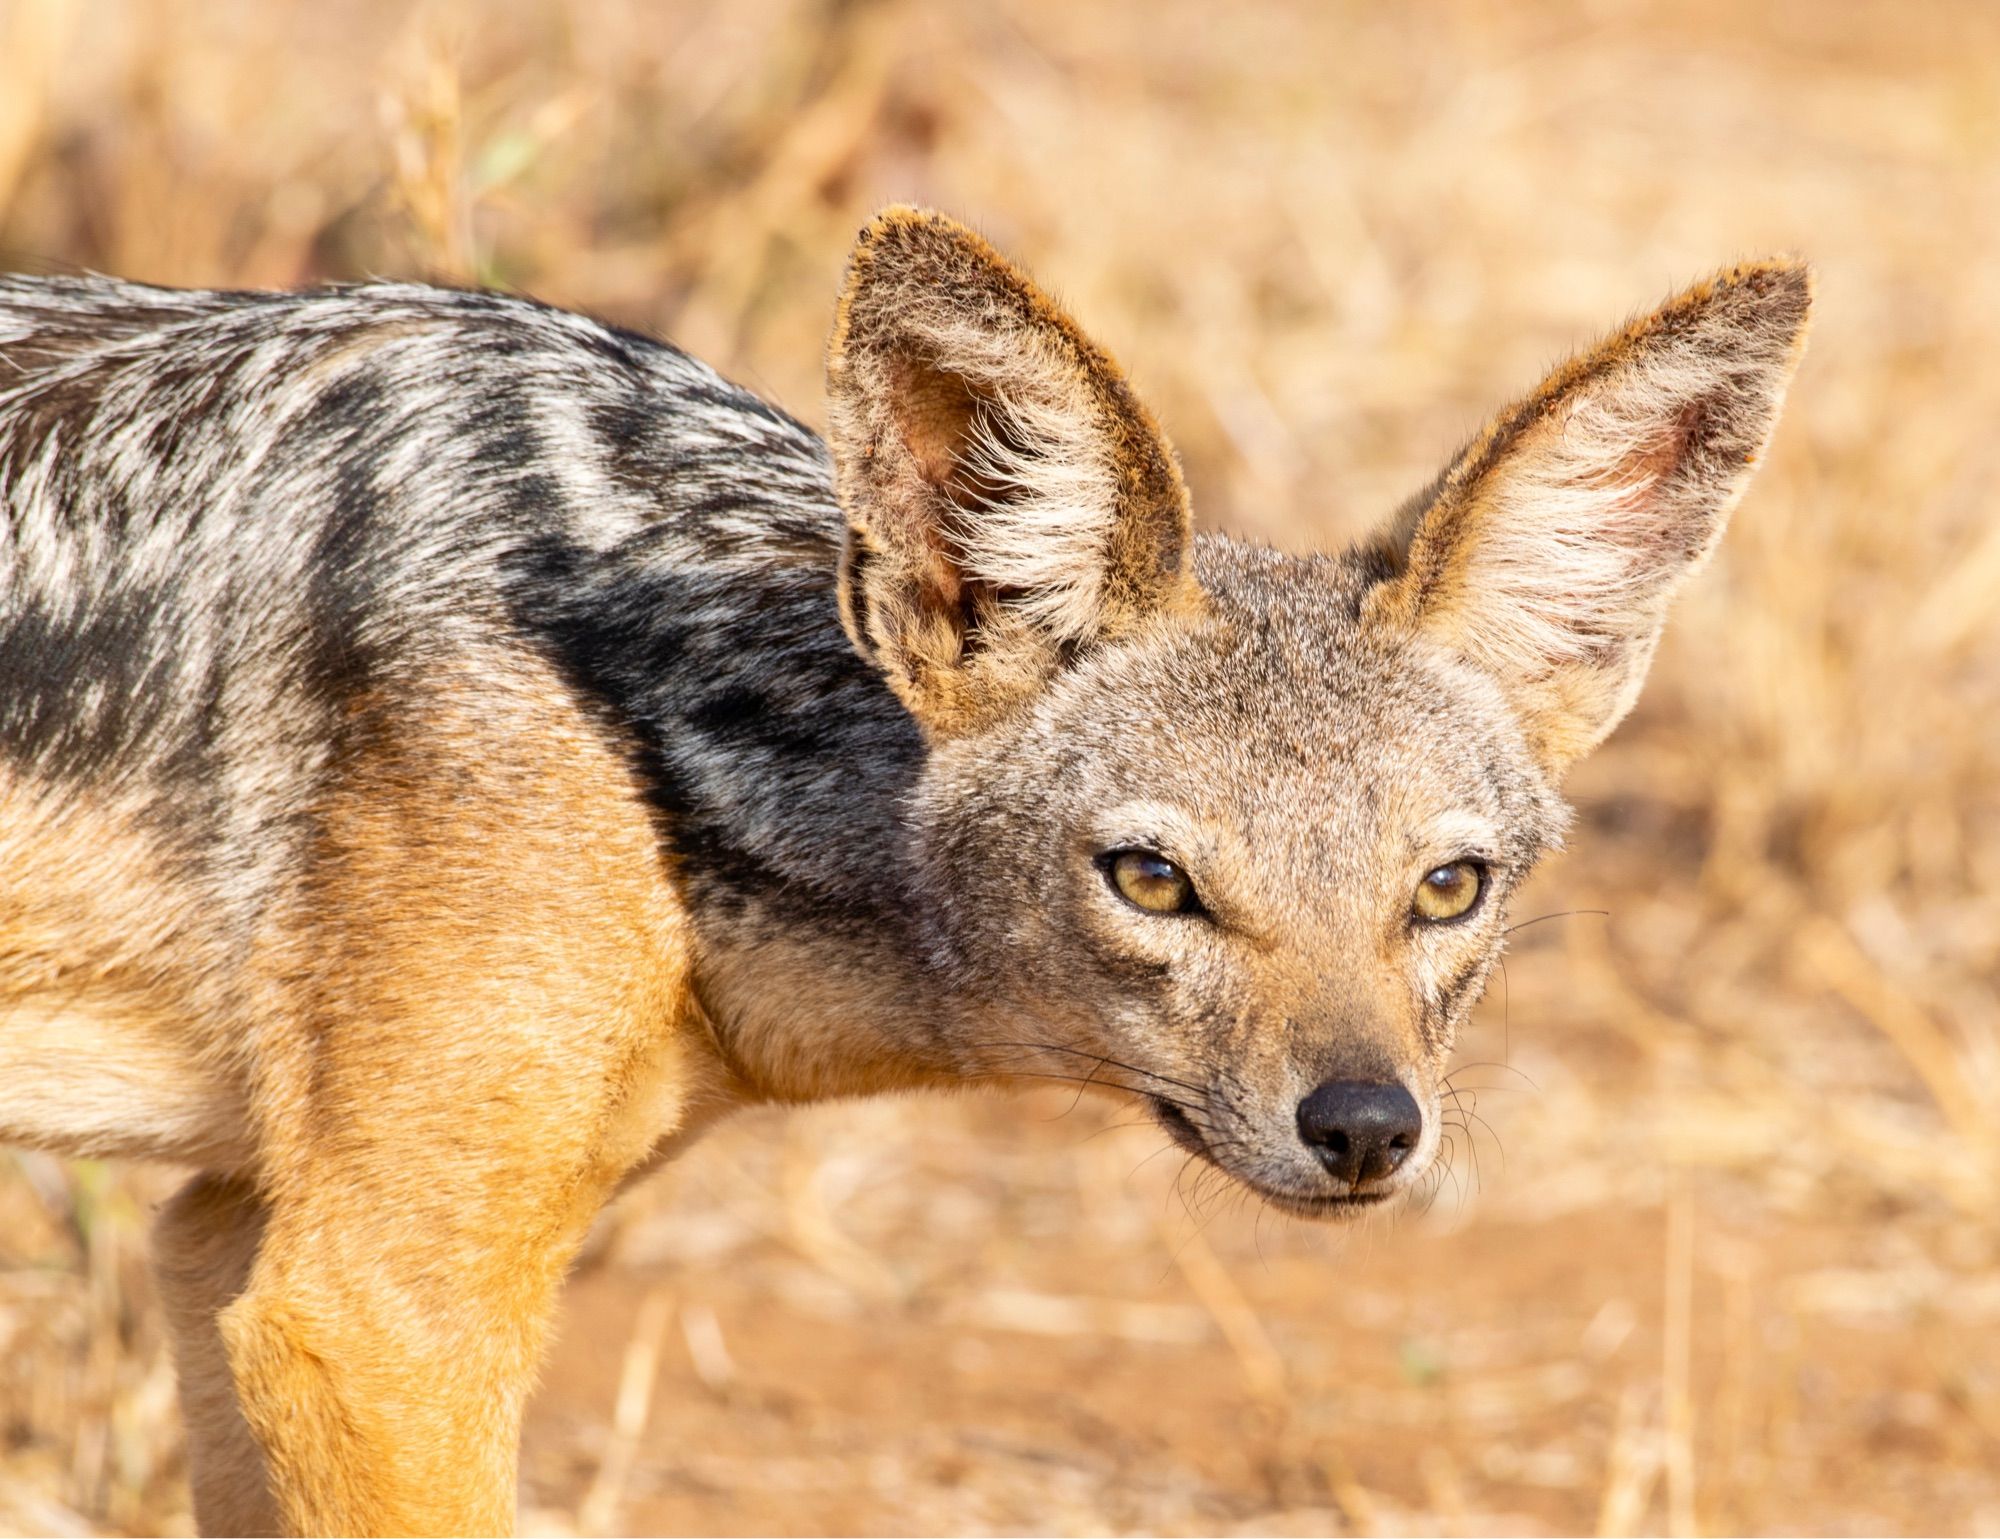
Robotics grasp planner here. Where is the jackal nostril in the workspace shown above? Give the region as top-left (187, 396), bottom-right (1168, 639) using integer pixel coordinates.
top-left (1296, 1080), bottom-right (1421, 1185)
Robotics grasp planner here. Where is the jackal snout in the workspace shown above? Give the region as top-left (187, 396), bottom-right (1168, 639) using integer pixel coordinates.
top-left (1147, 981), bottom-right (1456, 1216)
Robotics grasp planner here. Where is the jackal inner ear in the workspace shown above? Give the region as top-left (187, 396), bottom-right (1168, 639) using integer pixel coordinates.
top-left (1364, 260), bottom-right (1814, 776)
top-left (825, 207), bottom-right (1196, 736)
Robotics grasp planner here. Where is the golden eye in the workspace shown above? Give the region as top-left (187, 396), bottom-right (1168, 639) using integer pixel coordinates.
top-left (1413, 860), bottom-right (1484, 923)
top-left (1108, 850), bottom-right (1197, 914)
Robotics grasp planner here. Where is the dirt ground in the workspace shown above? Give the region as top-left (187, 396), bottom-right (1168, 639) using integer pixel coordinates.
top-left (2, 1), bottom-right (1998, 1534)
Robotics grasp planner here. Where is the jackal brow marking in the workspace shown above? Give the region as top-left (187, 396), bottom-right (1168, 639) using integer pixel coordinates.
top-left (0, 210), bottom-right (1809, 1534)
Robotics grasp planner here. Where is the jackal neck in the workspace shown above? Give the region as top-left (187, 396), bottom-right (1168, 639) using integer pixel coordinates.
top-left (498, 370), bottom-right (949, 1089)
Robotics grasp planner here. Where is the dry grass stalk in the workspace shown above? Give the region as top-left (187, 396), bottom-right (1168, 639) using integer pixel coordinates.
top-left (1161, 1222), bottom-right (1287, 1405)
top-left (575, 1285), bottom-right (673, 1537)
top-left (1662, 1177), bottom-right (1696, 1538)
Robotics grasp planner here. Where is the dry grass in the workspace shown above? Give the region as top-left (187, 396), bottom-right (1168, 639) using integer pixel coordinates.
top-left (2, 0), bottom-right (1997, 1533)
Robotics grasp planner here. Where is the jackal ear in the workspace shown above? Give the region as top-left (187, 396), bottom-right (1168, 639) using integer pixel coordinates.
top-left (1365, 261), bottom-right (1813, 776)
top-left (825, 207), bottom-right (1196, 736)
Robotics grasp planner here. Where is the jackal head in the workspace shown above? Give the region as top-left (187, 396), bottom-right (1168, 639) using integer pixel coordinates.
top-left (825, 209), bottom-right (1809, 1217)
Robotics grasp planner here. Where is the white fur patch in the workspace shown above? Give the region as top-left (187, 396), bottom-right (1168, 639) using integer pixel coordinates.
top-left (903, 311), bottom-right (1121, 643)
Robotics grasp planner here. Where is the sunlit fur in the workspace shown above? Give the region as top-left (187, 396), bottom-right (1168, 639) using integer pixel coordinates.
top-left (0, 210), bottom-right (1808, 1533)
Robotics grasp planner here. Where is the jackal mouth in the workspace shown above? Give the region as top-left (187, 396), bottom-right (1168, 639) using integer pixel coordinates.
top-left (1148, 1096), bottom-right (1402, 1222)
top-left (1151, 1096), bottom-right (1208, 1154)
top-left (1254, 1188), bottom-right (1397, 1220)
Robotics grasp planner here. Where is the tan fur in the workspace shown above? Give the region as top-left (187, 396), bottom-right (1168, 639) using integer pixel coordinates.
top-left (3, 651), bottom-right (740, 1535)
top-left (209, 654), bottom-right (737, 1535)
top-left (154, 1177), bottom-right (277, 1535)
top-left (0, 780), bottom-right (253, 1166)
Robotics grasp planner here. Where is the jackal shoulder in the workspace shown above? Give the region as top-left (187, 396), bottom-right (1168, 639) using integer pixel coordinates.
top-left (0, 278), bottom-right (915, 940)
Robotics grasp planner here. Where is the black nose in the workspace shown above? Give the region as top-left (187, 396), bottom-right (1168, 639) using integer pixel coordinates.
top-left (1296, 1080), bottom-right (1421, 1185)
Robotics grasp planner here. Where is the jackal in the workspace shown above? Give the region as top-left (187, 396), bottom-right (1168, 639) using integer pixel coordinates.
top-left (0, 209), bottom-right (1809, 1535)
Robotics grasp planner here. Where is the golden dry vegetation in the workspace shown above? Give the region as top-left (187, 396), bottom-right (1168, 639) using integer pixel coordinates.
top-left (2, 0), bottom-right (1998, 1533)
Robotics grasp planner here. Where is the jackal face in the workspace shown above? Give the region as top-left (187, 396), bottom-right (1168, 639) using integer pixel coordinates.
top-left (826, 209), bottom-right (1810, 1216)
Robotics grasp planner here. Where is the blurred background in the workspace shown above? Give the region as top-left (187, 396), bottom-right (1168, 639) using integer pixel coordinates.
top-left (2, 0), bottom-right (1998, 1533)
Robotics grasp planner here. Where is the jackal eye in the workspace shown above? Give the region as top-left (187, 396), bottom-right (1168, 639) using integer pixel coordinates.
top-left (1105, 850), bottom-right (1199, 915)
top-left (1413, 860), bottom-right (1485, 923)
